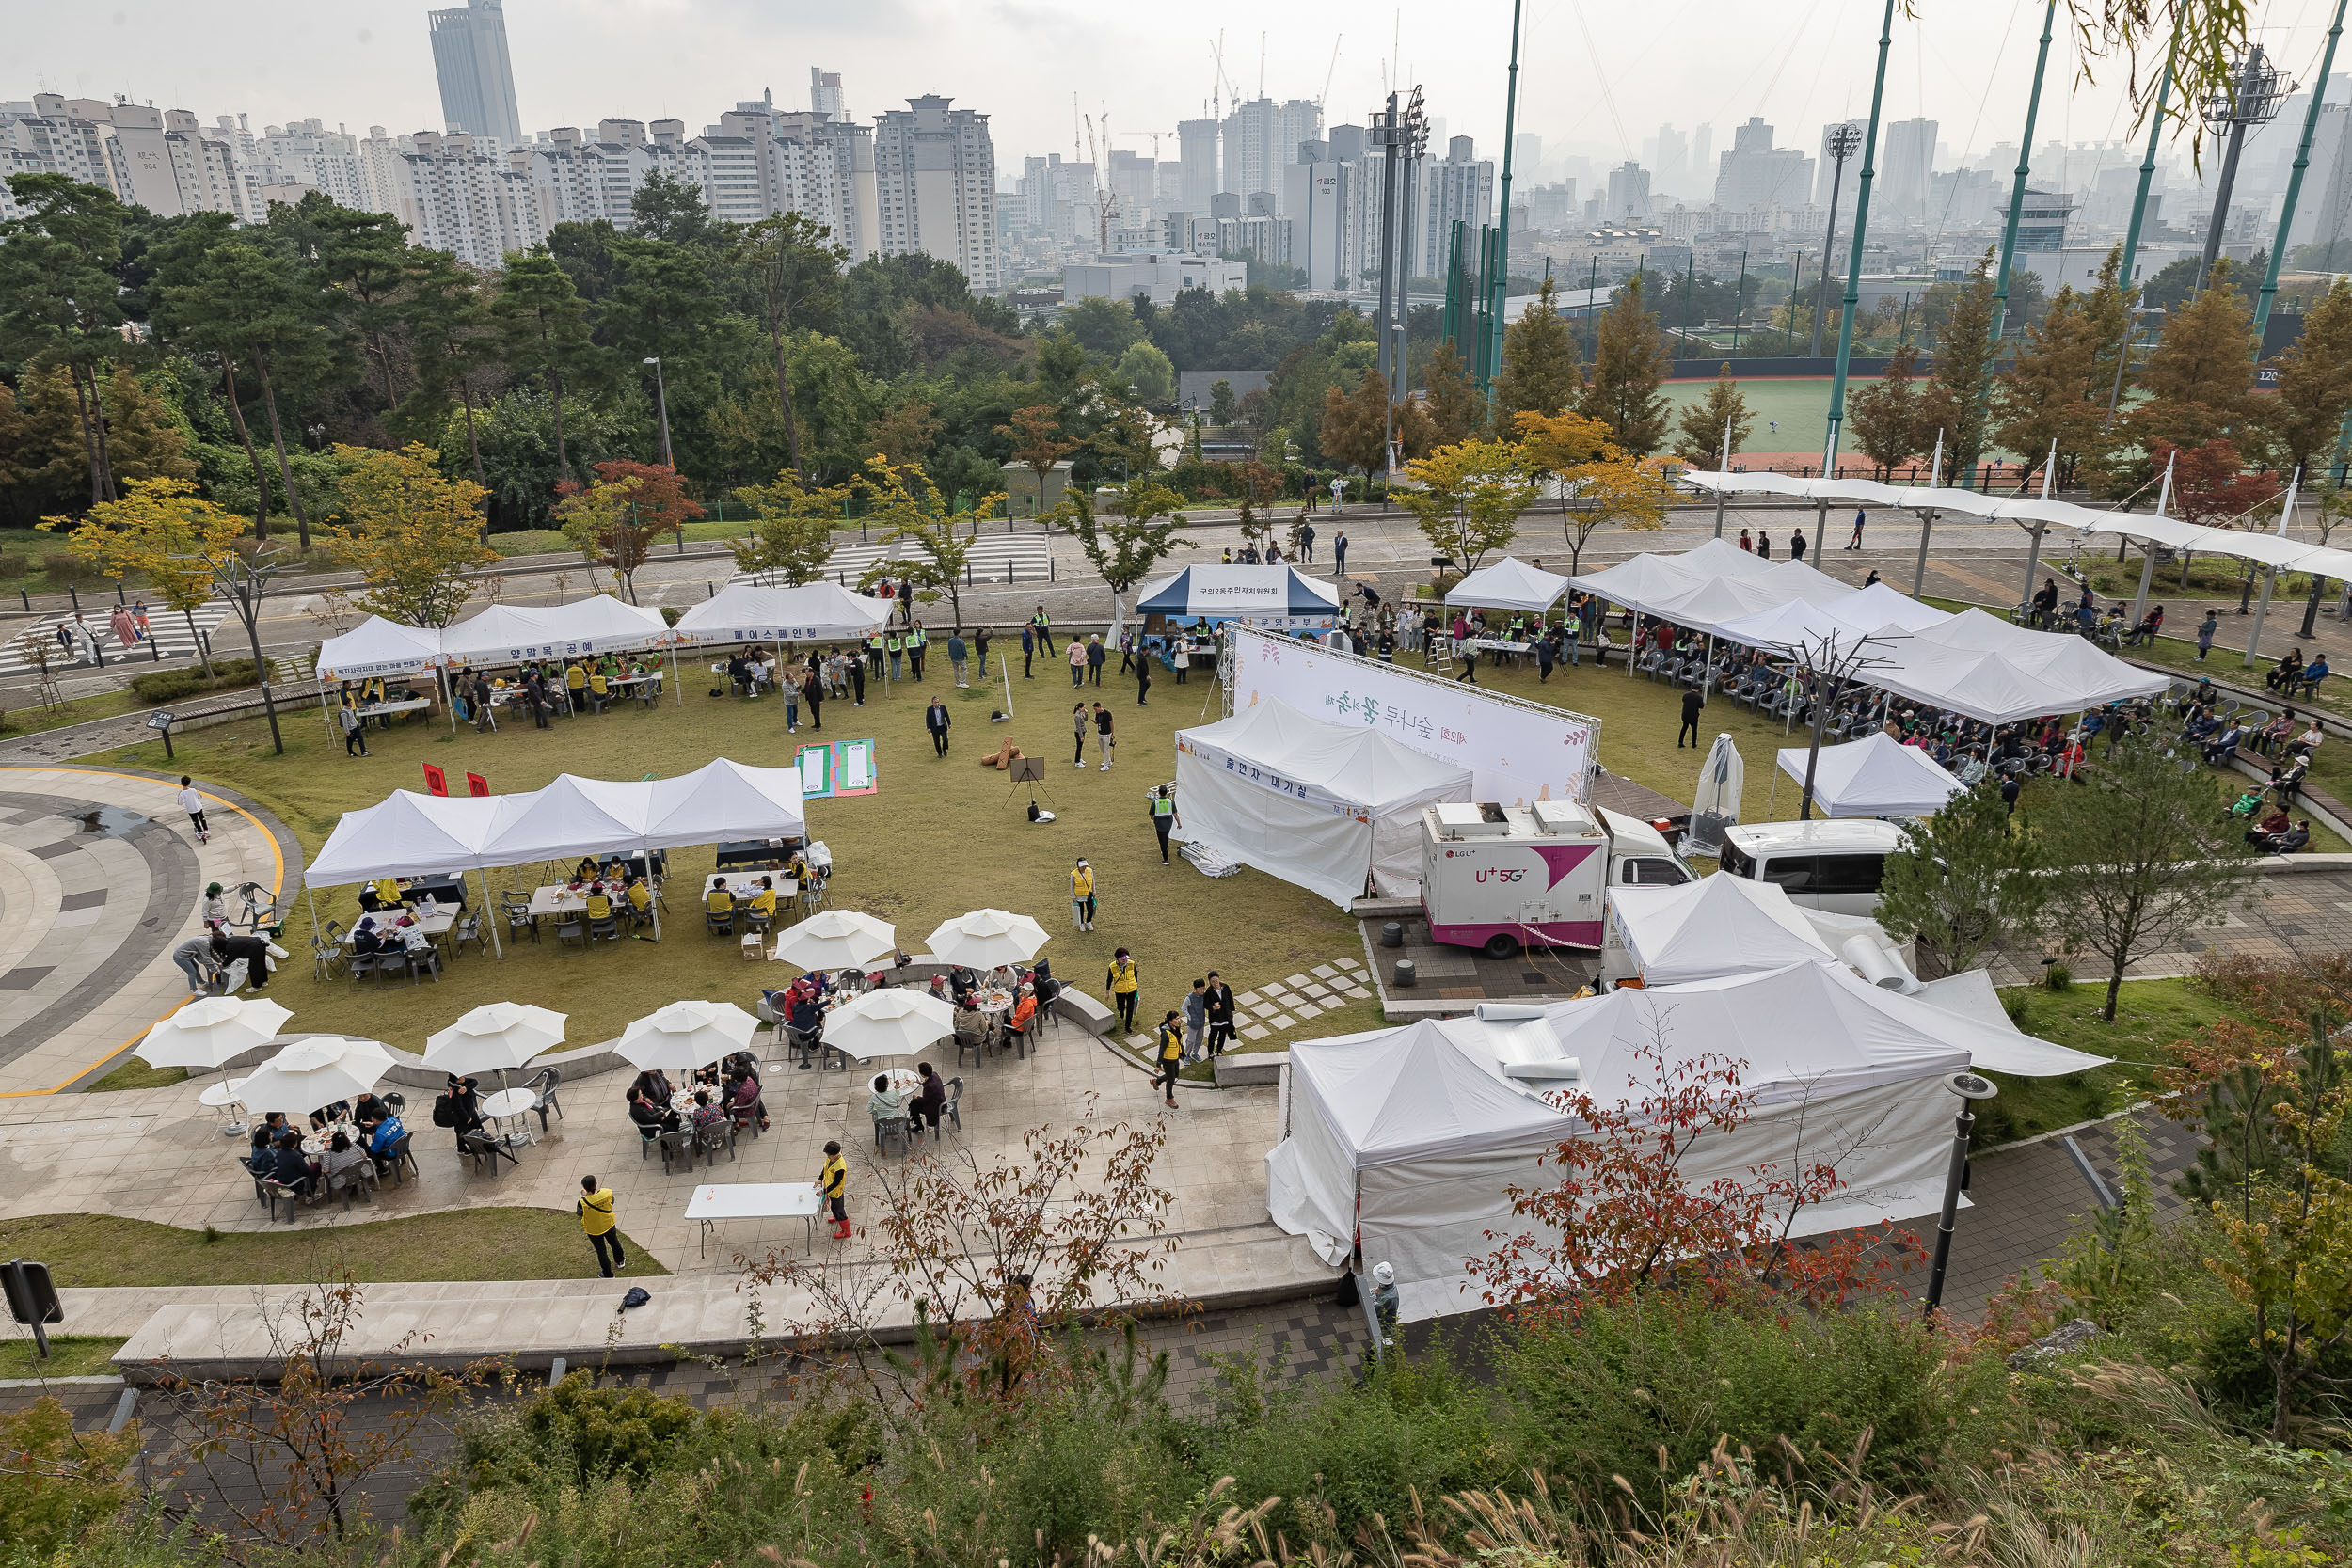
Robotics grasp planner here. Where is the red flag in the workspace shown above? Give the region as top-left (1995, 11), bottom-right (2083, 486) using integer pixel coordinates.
top-left (421, 763), bottom-right (449, 797)
top-left (466, 771), bottom-right (489, 798)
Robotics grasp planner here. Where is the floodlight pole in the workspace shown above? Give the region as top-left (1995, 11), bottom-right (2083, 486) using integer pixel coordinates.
top-left (2256, 0), bottom-right (2349, 343)
top-left (2117, 66), bottom-right (2171, 309)
top-left (1820, 0), bottom-right (1896, 483)
top-left (1482, 0), bottom-right (1525, 397)
top-left (1989, 0), bottom-right (2058, 351)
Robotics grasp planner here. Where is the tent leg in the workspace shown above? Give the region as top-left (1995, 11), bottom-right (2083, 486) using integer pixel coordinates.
top-left (305, 884), bottom-right (320, 942)
top-left (2245, 567), bottom-right (2276, 668)
top-left (442, 667), bottom-right (457, 733)
top-left (1713, 489), bottom-right (1725, 540)
top-left (320, 682), bottom-right (338, 737)
top-left (2020, 524), bottom-right (2046, 617)
top-left (669, 641), bottom-right (683, 705)
top-left (1911, 511), bottom-right (1934, 598)
top-left (479, 867), bottom-right (503, 958)
top-left (2130, 546), bottom-right (2155, 637)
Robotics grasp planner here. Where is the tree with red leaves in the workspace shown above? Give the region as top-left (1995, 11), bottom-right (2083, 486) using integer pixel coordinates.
top-left (588, 458), bottom-right (705, 539)
top-left (2151, 438), bottom-right (2276, 530)
top-left (1470, 1018), bottom-right (1920, 1323)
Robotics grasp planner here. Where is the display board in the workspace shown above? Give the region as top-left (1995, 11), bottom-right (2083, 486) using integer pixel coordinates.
top-left (794, 739), bottom-right (879, 800)
top-left (1228, 628), bottom-right (1597, 805)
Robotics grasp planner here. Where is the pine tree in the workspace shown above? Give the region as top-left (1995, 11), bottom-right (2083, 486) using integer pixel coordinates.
top-left (1670, 363), bottom-right (1753, 466)
top-left (11, 364), bottom-right (94, 507)
top-left (1848, 343), bottom-right (1931, 477)
top-left (1921, 249), bottom-right (1998, 482)
top-left (2260, 277), bottom-right (2352, 478)
top-left (1422, 339), bottom-right (1484, 444)
top-left (2134, 257), bottom-right (2254, 451)
top-left (1494, 277), bottom-right (1581, 420)
top-left (491, 251), bottom-right (597, 489)
top-left (102, 369), bottom-right (198, 485)
top-left (1577, 274), bottom-right (1673, 455)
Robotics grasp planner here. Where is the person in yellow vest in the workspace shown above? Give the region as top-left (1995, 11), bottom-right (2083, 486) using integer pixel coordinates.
top-left (587, 664), bottom-right (610, 708)
top-left (1151, 784), bottom-right (1179, 865)
top-left (564, 659), bottom-right (588, 711)
top-left (818, 1138), bottom-right (850, 1238)
top-left (1070, 857), bottom-right (1096, 932)
top-left (749, 876), bottom-right (778, 923)
top-left (1107, 946), bottom-right (1140, 1033)
top-left (625, 875), bottom-right (653, 924)
top-left (1155, 1010), bottom-right (1184, 1108)
top-left (865, 630), bottom-right (885, 681)
top-left (907, 621), bottom-right (928, 681)
top-left (373, 877), bottom-right (404, 911)
top-left (577, 1174), bottom-right (626, 1275)
top-left (885, 628), bottom-right (904, 681)
top-left (584, 884), bottom-right (614, 923)
top-left (706, 876), bottom-right (736, 928)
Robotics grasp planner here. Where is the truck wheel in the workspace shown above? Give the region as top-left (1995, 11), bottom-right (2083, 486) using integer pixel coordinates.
top-left (1482, 933), bottom-right (1521, 960)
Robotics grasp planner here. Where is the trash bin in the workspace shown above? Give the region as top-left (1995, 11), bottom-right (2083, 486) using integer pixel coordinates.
top-left (1379, 922), bottom-right (1404, 949)
top-left (1393, 958), bottom-right (1416, 988)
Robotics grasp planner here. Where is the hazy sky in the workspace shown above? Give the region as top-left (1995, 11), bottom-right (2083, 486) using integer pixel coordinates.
top-left (15, 0), bottom-right (2340, 177)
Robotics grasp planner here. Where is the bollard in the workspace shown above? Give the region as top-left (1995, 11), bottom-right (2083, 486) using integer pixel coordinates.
top-left (68, 584), bottom-right (78, 609)
top-left (706, 581), bottom-right (715, 597)
top-left (117, 583), bottom-right (126, 605)
top-left (1379, 921), bottom-right (1404, 948)
top-left (1392, 958), bottom-right (1417, 988)
top-left (18, 589), bottom-right (27, 611)
top-left (1050, 558), bottom-right (1056, 583)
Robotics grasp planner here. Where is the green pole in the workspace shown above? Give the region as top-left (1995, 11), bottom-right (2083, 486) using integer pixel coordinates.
top-left (2256, 0), bottom-right (2351, 344)
top-left (1990, 0), bottom-right (2059, 349)
top-left (2118, 64), bottom-right (2172, 295)
top-left (1483, 0), bottom-right (1525, 396)
top-left (1822, 0), bottom-right (1898, 478)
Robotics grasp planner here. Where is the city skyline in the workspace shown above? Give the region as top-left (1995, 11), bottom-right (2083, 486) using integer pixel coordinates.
top-left (21, 0), bottom-right (2341, 183)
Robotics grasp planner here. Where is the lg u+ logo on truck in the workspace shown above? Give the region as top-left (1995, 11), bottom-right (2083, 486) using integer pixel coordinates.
top-left (1474, 867), bottom-right (1526, 883)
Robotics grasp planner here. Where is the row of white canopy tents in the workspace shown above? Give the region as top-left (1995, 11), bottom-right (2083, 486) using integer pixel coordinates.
top-left (313, 584), bottom-right (893, 723)
top-left (1268, 874), bottom-right (2109, 1319)
top-left (303, 757), bottom-right (807, 952)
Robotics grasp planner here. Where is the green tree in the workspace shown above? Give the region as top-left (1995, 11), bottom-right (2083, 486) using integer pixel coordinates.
top-left (146, 219), bottom-right (285, 540)
top-left (1670, 363), bottom-right (1754, 467)
top-left (1422, 339), bottom-right (1483, 445)
top-left (1208, 379), bottom-right (1239, 427)
top-left (1062, 295), bottom-right (1148, 358)
top-left (556, 470), bottom-right (659, 603)
top-left (324, 443), bottom-right (498, 626)
top-left (731, 469), bottom-right (851, 585)
top-left (859, 459), bottom-right (992, 632)
top-left (308, 198), bottom-right (415, 408)
top-left (101, 368), bottom-right (199, 485)
top-left (491, 250), bottom-right (597, 489)
top-left (1494, 277), bottom-right (1581, 420)
top-left (0, 174), bottom-right (131, 505)
top-left (1848, 342), bottom-right (1932, 476)
top-left (2259, 277), bottom-right (2352, 480)
top-left (1993, 259), bottom-right (2129, 489)
top-left (1055, 479), bottom-right (1192, 631)
top-left (1318, 369), bottom-right (1391, 475)
top-left (1874, 783), bottom-right (2047, 975)
top-left (399, 248), bottom-right (494, 497)
top-left (997, 404), bottom-right (1074, 517)
top-left (1113, 340), bottom-right (1176, 404)
top-left (2034, 730), bottom-right (2265, 1021)
top-left (1922, 249), bottom-right (1998, 483)
top-left (1394, 437), bottom-right (1538, 575)
top-left (39, 477), bottom-right (243, 674)
top-left (628, 169), bottom-right (720, 245)
top-left (1576, 274), bottom-right (1671, 455)
top-left (736, 212), bottom-right (849, 480)
top-left (2132, 257), bottom-right (2253, 452)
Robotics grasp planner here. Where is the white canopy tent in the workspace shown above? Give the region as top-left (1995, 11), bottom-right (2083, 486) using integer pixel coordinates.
top-left (1268, 958), bottom-right (2103, 1318)
top-left (1564, 552), bottom-right (1705, 613)
top-left (1604, 872), bottom-right (1836, 985)
top-left (1445, 556), bottom-right (1573, 612)
top-left (436, 596), bottom-right (671, 668)
top-left (1173, 698), bottom-right (1474, 906)
top-left (1136, 565), bottom-right (1343, 625)
top-left (1865, 610), bottom-right (2169, 724)
top-left (315, 617), bottom-right (445, 682)
top-left (1773, 732), bottom-right (1965, 818)
top-left (670, 581), bottom-right (894, 646)
top-left (1819, 581), bottom-right (1952, 632)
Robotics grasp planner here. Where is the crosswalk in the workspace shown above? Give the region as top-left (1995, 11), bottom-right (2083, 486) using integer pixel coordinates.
top-left (0, 603), bottom-right (232, 678)
top-left (730, 534), bottom-right (1055, 590)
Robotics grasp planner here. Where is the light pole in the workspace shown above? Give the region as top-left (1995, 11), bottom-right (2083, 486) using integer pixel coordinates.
top-left (1923, 1070), bottom-right (2000, 1320)
top-left (1811, 124), bottom-right (1866, 360)
top-left (643, 356), bottom-right (675, 469)
top-left (2196, 45), bottom-right (2288, 295)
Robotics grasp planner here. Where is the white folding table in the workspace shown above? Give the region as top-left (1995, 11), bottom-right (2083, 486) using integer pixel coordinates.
top-left (684, 1180), bottom-right (822, 1257)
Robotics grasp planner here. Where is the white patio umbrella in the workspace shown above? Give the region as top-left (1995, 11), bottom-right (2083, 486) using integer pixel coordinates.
top-left (771, 910), bottom-right (898, 973)
top-left (422, 1002), bottom-right (567, 1080)
top-left (821, 988), bottom-right (956, 1063)
top-left (616, 1000), bottom-right (758, 1073)
top-left (136, 996), bottom-right (293, 1135)
top-left (924, 908), bottom-right (1050, 970)
top-left (232, 1036), bottom-right (396, 1118)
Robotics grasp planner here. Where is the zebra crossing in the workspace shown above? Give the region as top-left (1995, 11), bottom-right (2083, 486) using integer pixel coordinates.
top-left (729, 533), bottom-right (1055, 589)
top-left (0, 602), bottom-right (232, 678)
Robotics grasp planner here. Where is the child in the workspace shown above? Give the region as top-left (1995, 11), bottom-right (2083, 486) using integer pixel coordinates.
top-left (819, 1139), bottom-right (849, 1239)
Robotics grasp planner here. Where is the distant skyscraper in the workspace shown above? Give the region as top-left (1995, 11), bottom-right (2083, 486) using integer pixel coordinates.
top-left (1692, 122), bottom-right (1713, 183)
top-left (1882, 117), bottom-right (1937, 220)
top-left (426, 0), bottom-right (522, 145)
top-left (1514, 132), bottom-right (1542, 172)
top-left (810, 69), bottom-right (847, 123)
top-left (872, 94), bottom-right (997, 289)
top-left (1606, 160), bottom-right (1651, 221)
top-left (1177, 119), bottom-right (1220, 215)
top-left (1650, 124), bottom-right (1687, 192)
top-left (1714, 117), bottom-right (1812, 212)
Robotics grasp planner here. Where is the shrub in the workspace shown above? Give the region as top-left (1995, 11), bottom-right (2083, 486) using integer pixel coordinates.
top-left (2002, 989), bottom-right (2033, 1027)
top-left (0, 553), bottom-right (27, 578)
top-left (509, 1371), bottom-right (699, 1483)
top-left (129, 657), bottom-right (273, 705)
top-left (2044, 961), bottom-right (2074, 992)
top-left (0, 1396), bottom-right (140, 1557)
top-left (40, 551), bottom-right (94, 586)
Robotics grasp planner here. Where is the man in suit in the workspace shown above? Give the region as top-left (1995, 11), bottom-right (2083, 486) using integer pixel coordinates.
top-left (925, 696), bottom-right (951, 757)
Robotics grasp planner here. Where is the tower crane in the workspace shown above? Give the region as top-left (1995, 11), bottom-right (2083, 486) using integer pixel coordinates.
top-left (1083, 113), bottom-right (1119, 257)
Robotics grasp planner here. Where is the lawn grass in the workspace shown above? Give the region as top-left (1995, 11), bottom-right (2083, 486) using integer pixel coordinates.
top-left (87, 1058), bottom-right (187, 1092)
top-left (0, 1211), bottom-right (668, 1287)
top-left (0, 685), bottom-right (154, 740)
top-left (1973, 976), bottom-right (2248, 1146)
top-left (0, 1335), bottom-right (128, 1379)
top-left (1659, 377), bottom-right (2025, 463)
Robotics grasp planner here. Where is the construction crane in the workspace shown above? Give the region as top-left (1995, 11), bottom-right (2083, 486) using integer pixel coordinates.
top-left (1083, 112), bottom-right (1119, 257)
top-left (1318, 36), bottom-right (1343, 108)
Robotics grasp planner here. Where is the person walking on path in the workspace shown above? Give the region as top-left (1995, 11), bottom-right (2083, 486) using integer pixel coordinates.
top-left (2198, 608), bottom-right (2219, 661)
top-left (1846, 509), bottom-right (1866, 549)
top-left (1333, 529), bottom-right (1348, 575)
top-left (1109, 947), bottom-right (1142, 1033)
top-left (1071, 858), bottom-right (1097, 931)
top-left (926, 695), bottom-right (951, 756)
top-left (1535, 633), bottom-right (1555, 684)
top-left (1151, 784), bottom-right (1178, 863)
top-left (1154, 1011), bottom-right (1184, 1106)
top-left (1031, 605), bottom-right (1056, 655)
top-left (1454, 641), bottom-right (1478, 684)
top-left (1136, 649), bottom-right (1152, 705)
top-left (1204, 972), bottom-right (1236, 1054)
top-left (1678, 686), bottom-right (1704, 748)
top-left (948, 632), bottom-right (968, 686)
top-left (1087, 635), bottom-right (1106, 686)
top-left (1789, 531), bottom-right (1806, 562)
top-left (1756, 531), bottom-right (1772, 561)
top-left (1073, 702), bottom-right (1090, 767)
top-left (974, 627), bottom-right (992, 681)
top-left (1094, 702), bottom-right (1116, 769)
top-left (1183, 978), bottom-right (1208, 1062)
top-left (1023, 624), bottom-right (1037, 678)
top-left (818, 1139), bottom-right (850, 1239)
top-left (1069, 638), bottom-right (1089, 688)
top-left (176, 775), bottom-right (211, 844)
top-left (1298, 521), bottom-right (1316, 562)
top-left (578, 1175), bottom-right (626, 1276)
top-left (784, 675), bottom-right (802, 733)
top-left (1118, 630), bottom-right (1136, 676)
top-left (1739, 528), bottom-right (1753, 551)
top-left (339, 698), bottom-right (372, 757)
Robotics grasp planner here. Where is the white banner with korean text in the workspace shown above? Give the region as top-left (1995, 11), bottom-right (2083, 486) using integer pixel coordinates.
top-left (1228, 628), bottom-right (1598, 805)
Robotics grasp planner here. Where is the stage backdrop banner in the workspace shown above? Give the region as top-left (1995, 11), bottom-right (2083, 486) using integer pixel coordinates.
top-left (1229, 628), bottom-right (1598, 805)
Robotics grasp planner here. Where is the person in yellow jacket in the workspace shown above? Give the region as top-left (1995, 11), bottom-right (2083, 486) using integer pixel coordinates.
top-left (819, 1138), bottom-right (850, 1238)
top-left (1070, 858), bottom-right (1096, 932)
top-left (749, 876), bottom-right (778, 923)
top-left (565, 660), bottom-right (588, 707)
top-left (1107, 945), bottom-right (1140, 1033)
top-left (577, 1174), bottom-right (626, 1275)
top-left (1155, 1010), bottom-right (1184, 1107)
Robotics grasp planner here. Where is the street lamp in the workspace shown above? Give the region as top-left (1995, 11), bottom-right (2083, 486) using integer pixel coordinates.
top-left (1922, 1070), bottom-right (1999, 1320)
top-left (643, 356), bottom-right (675, 470)
top-left (1811, 124), bottom-right (1867, 360)
top-left (2196, 45), bottom-right (2290, 294)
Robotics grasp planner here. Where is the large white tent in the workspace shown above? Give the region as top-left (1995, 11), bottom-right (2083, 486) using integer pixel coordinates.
top-left (1173, 698), bottom-right (1473, 906)
top-left (1445, 556), bottom-right (1572, 612)
top-left (436, 595), bottom-right (670, 668)
top-left (1267, 959), bottom-right (2097, 1318)
top-left (315, 617), bottom-right (446, 682)
top-left (1604, 871), bottom-right (1836, 985)
top-left (671, 581), bottom-right (893, 646)
top-left (1136, 566), bottom-right (1342, 624)
top-left (1866, 610), bottom-right (2168, 723)
top-left (1773, 732), bottom-right (1965, 818)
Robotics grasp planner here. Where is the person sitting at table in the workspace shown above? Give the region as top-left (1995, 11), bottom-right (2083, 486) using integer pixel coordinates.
top-left (948, 967), bottom-right (977, 1005)
top-left (322, 1131), bottom-right (373, 1196)
top-left (687, 1088), bottom-right (726, 1135)
top-left (866, 1072), bottom-right (909, 1129)
top-left (749, 877), bottom-right (778, 924)
top-left (627, 1086), bottom-right (676, 1144)
top-left (571, 855), bottom-right (599, 885)
top-left (268, 1131), bottom-right (318, 1200)
top-left (350, 915), bottom-right (385, 958)
top-left (912, 1062), bottom-right (946, 1132)
top-left (1005, 985), bottom-right (1039, 1051)
top-left (587, 664), bottom-right (611, 708)
top-left (621, 874), bottom-right (653, 923)
top-left (706, 877), bottom-right (736, 929)
top-left (723, 1051), bottom-right (761, 1086)
top-left (585, 882), bottom-right (614, 923)
top-left (352, 1091), bottom-right (391, 1131)
top-left (726, 1069), bottom-right (768, 1131)
top-left (564, 659), bottom-right (588, 708)
top-left (366, 1107), bottom-right (405, 1163)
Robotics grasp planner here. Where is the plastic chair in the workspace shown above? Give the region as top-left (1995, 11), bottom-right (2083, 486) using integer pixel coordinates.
top-left (258, 1177), bottom-right (306, 1222)
top-left (454, 912), bottom-right (489, 957)
top-left (707, 908), bottom-right (736, 937)
top-left (659, 1127), bottom-right (696, 1174)
top-left (939, 1077), bottom-right (963, 1138)
top-left (589, 914), bottom-right (621, 943)
top-left (346, 953), bottom-right (377, 985)
top-left (501, 895), bottom-right (540, 943)
top-left (377, 1131), bottom-right (419, 1185)
top-left (329, 1161), bottom-right (379, 1209)
top-left (554, 919), bottom-right (587, 951)
top-left (521, 1066), bottom-right (564, 1132)
top-left (873, 1115), bottom-right (912, 1157)
top-left (953, 1026), bottom-right (988, 1069)
top-left (401, 945), bottom-right (444, 984)
top-left (696, 1117), bottom-right (736, 1164)
top-left (459, 1129), bottom-right (518, 1175)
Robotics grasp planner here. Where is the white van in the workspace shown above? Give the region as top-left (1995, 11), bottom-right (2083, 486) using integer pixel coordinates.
top-left (1597, 808), bottom-right (1698, 888)
top-left (1716, 819), bottom-right (1907, 916)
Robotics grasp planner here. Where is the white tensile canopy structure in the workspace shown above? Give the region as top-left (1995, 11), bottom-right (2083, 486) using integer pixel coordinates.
top-left (436, 595), bottom-right (671, 668)
top-left (1267, 959), bottom-right (2106, 1318)
top-left (671, 582), bottom-right (894, 646)
top-left (315, 617), bottom-right (446, 682)
top-left (1445, 556), bottom-right (1573, 612)
top-left (1774, 732), bottom-right (1965, 818)
top-left (1173, 698), bottom-right (1475, 906)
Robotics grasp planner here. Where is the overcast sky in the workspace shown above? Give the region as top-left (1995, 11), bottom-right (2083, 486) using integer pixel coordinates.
top-left (15, 0), bottom-right (2338, 178)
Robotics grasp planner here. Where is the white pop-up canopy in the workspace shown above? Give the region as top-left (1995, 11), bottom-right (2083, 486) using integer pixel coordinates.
top-left (1775, 732), bottom-right (1965, 818)
top-left (437, 595), bottom-right (670, 668)
top-left (1445, 556), bottom-right (1573, 612)
top-left (1174, 698), bottom-right (1474, 905)
top-left (670, 581), bottom-right (893, 646)
top-left (1865, 609), bottom-right (2168, 724)
top-left (1136, 565), bottom-right (1343, 624)
top-left (1605, 871), bottom-right (1835, 985)
top-left (1268, 958), bottom-right (2100, 1318)
top-left (315, 616), bottom-right (446, 682)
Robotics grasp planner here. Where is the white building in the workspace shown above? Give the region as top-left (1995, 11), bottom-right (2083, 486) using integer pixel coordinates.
top-left (381, 131), bottom-right (539, 269)
top-left (873, 95), bottom-right (998, 290)
top-left (427, 0), bottom-right (523, 145)
top-left (1063, 251), bottom-right (1244, 306)
top-left (1606, 160), bottom-right (1652, 223)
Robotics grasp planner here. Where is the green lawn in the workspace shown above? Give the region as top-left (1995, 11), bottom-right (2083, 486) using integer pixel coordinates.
top-left (1973, 976), bottom-right (2247, 1146)
top-left (0, 1211), bottom-right (668, 1287)
top-left (0, 685), bottom-right (154, 740)
top-left (0, 1335), bottom-right (128, 1379)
